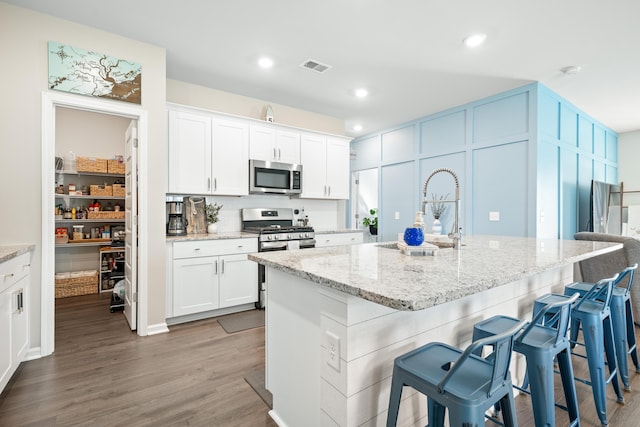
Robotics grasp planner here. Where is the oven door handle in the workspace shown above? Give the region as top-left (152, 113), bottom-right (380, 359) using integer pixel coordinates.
top-left (260, 241), bottom-right (288, 251)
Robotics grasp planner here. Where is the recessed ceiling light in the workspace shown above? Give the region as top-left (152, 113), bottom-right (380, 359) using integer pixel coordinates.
top-left (258, 57), bottom-right (274, 69)
top-left (353, 124), bottom-right (363, 132)
top-left (355, 88), bottom-right (368, 98)
top-left (463, 33), bottom-right (487, 48)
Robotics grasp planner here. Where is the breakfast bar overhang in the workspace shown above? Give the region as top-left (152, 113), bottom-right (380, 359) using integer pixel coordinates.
top-left (249, 235), bottom-right (621, 427)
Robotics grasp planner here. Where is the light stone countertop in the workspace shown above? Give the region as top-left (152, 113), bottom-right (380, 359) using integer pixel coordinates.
top-left (0, 245), bottom-right (35, 264)
top-left (166, 232), bottom-right (257, 242)
top-left (248, 235), bottom-right (622, 311)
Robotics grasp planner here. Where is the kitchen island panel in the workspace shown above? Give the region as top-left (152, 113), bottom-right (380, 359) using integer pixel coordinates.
top-left (268, 263), bottom-right (572, 426)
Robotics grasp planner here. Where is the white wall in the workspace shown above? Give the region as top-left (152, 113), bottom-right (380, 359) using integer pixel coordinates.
top-left (0, 2), bottom-right (168, 345)
top-left (56, 108), bottom-right (130, 158)
top-left (167, 79), bottom-right (345, 136)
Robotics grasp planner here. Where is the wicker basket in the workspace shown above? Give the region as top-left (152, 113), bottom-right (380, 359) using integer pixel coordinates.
top-left (55, 270), bottom-right (98, 298)
top-left (112, 184), bottom-right (125, 197)
top-left (107, 160), bottom-right (125, 174)
top-left (90, 185), bottom-right (113, 196)
top-left (87, 211), bottom-right (125, 219)
top-left (77, 157), bottom-right (108, 173)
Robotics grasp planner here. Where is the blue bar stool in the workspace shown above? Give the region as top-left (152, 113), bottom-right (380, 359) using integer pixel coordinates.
top-left (386, 320), bottom-right (526, 427)
top-left (472, 292), bottom-right (580, 427)
top-left (564, 264), bottom-right (639, 391)
top-left (533, 274), bottom-right (623, 427)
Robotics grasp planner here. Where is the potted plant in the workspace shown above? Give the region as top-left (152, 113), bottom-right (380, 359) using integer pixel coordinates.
top-left (429, 193), bottom-right (448, 234)
top-left (362, 208), bottom-right (378, 235)
top-left (205, 202), bottom-right (223, 234)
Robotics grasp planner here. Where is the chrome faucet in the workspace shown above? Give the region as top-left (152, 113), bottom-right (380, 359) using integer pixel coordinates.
top-left (422, 168), bottom-right (462, 249)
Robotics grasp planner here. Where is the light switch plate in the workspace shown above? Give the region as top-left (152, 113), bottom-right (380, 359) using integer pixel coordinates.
top-left (489, 211), bottom-right (500, 221)
top-left (394, 211), bottom-right (400, 220)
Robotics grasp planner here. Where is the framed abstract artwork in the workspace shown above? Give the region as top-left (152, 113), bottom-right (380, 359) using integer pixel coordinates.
top-left (48, 41), bottom-right (142, 104)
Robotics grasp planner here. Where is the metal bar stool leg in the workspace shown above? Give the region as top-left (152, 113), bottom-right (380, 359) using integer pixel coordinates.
top-left (625, 298), bottom-right (640, 372)
top-left (610, 295), bottom-right (631, 390)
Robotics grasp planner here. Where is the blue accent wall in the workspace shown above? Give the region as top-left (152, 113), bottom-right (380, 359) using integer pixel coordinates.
top-left (350, 83), bottom-right (618, 239)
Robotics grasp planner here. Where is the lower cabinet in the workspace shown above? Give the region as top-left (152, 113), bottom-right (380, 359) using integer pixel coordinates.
top-left (315, 232), bottom-right (363, 248)
top-left (170, 238), bottom-right (258, 318)
top-left (0, 251), bottom-right (31, 394)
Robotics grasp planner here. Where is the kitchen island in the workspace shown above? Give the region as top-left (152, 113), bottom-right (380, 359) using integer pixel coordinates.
top-left (248, 235), bottom-right (621, 427)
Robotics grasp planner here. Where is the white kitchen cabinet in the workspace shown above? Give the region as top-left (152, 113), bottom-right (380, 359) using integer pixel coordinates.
top-left (168, 109), bottom-right (249, 196)
top-left (0, 251), bottom-right (30, 394)
top-left (315, 232), bottom-right (363, 248)
top-left (211, 118), bottom-right (249, 196)
top-left (168, 110), bottom-right (212, 195)
top-left (249, 124), bottom-right (301, 164)
top-left (170, 239), bottom-right (258, 318)
top-left (300, 134), bottom-right (350, 199)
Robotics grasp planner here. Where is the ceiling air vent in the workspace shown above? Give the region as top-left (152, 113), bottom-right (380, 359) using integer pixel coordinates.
top-left (300, 59), bottom-right (332, 74)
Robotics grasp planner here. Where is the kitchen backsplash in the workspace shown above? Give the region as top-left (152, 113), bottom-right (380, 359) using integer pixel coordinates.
top-left (166, 193), bottom-right (346, 232)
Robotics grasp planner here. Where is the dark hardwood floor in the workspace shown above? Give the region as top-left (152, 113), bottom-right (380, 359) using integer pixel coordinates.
top-left (1, 293), bottom-right (640, 426)
top-left (0, 293), bottom-right (277, 427)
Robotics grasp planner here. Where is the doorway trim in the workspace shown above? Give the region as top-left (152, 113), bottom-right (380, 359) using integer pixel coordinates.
top-left (41, 91), bottom-right (149, 357)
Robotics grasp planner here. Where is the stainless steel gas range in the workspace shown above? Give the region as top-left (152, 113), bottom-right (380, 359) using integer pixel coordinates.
top-left (241, 208), bottom-right (316, 308)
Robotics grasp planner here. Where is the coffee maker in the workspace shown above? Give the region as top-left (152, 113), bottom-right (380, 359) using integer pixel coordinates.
top-left (166, 201), bottom-right (188, 236)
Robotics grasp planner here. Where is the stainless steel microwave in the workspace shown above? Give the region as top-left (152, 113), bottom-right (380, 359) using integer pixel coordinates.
top-left (249, 159), bottom-right (302, 195)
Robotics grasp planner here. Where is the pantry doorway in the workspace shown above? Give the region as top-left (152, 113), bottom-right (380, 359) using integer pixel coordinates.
top-left (41, 91), bottom-right (149, 357)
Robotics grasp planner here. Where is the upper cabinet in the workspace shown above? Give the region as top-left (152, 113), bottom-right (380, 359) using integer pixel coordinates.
top-left (168, 109), bottom-right (248, 196)
top-left (168, 104), bottom-right (350, 198)
top-left (300, 134), bottom-right (350, 200)
top-left (249, 124), bottom-right (301, 164)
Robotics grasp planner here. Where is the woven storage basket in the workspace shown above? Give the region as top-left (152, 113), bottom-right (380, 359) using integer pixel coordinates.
top-left (55, 270), bottom-right (98, 298)
top-left (90, 185), bottom-right (113, 196)
top-left (87, 211), bottom-right (125, 219)
top-left (77, 157), bottom-right (108, 173)
top-left (107, 160), bottom-right (125, 174)
top-left (112, 184), bottom-right (125, 197)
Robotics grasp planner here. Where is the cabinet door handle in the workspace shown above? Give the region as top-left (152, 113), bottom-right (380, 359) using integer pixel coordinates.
top-left (221, 259), bottom-right (225, 274)
top-left (328, 186), bottom-right (331, 197)
top-left (214, 178), bottom-right (217, 192)
top-left (273, 148), bottom-right (277, 160)
top-left (1, 273), bottom-right (15, 279)
top-left (207, 178), bottom-right (211, 191)
top-left (214, 260), bottom-right (218, 275)
top-left (14, 289), bottom-right (23, 313)
top-left (278, 148), bottom-right (281, 160)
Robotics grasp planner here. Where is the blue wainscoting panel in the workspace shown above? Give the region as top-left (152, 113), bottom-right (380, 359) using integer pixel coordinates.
top-left (560, 105), bottom-right (578, 146)
top-left (473, 92), bottom-right (529, 143)
top-left (593, 160), bottom-right (605, 181)
top-left (593, 125), bottom-right (606, 158)
top-left (578, 117), bottom-right (593, 153)
top-left (381, 162), bottom-right (415, 242)
top-left (473, 141), bottom-right (529, 236)
top-left (538, 91), bottom-right (560, 139)
top-left (606, 165), bottom-right (618, 184)
top-left (606, 132), bottom-right (618, 161)
top-left (419, 153), bottom-right (466, 235)
top-left (560, 148), bottom-right (579, 239)
top-left (420, 110), bottom-right (466, 154)
top-left (351, 134), bottom-right (380, 171)
top-left (538, 141), bottom-right (559, 239)
top-left (381, 125), bottom-right (415, 164)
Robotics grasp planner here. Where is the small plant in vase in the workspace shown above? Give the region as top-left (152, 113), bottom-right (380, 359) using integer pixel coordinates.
top-left (362, 208), bottom-right (378, 235)
top-left (206, 203), bottom-right (223, 234)
top-left (429, 193), bottom-right (448, 234)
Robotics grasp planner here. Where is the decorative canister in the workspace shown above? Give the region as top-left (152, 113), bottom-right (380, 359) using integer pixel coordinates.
top-left (403, 227), bottom-right (425, 246)
top-left (432, 218), bottom-right (442, 234)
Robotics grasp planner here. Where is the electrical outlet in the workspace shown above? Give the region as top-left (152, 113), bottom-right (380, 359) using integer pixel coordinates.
top-left (326, 331), bottom-right (340, 371)
top-left (395, 211), bottom-right (400, 220)
top-left (489, 211), bottom-right (500, 221)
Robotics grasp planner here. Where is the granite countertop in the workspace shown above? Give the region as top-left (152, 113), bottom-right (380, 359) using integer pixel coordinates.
top-left (166, 232), bottom-right (257, 242)
top-left (248, 235), bottom-right (621, 311)
top-left (0, 245), bottom-right (35, 264)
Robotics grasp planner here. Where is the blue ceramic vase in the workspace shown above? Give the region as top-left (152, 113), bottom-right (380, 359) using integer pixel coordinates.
top-left (403, 227), bottom-right (425, 246)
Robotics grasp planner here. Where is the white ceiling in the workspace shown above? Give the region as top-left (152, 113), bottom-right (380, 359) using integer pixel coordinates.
top-left (7, 0), bottom-right (640, 137)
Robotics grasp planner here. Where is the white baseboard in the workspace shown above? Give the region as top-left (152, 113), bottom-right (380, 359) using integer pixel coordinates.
top-left (146, 322), bottom-right (170, 336)
top-left (25, 347), bottom-right (43, 361)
